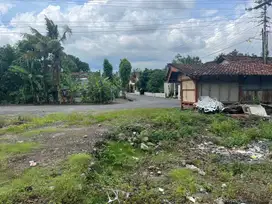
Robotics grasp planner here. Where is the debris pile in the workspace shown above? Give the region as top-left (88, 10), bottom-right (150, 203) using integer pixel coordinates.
top-left (197, 140), bottom-right (271, 162)
top-left (194, 96), bottom-right (224, 113)
top-left (185, 164), bottom-right (206, 176)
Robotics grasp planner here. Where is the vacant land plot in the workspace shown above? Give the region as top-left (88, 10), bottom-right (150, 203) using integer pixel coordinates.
top-left (0, 109), bottom-right (271, 203)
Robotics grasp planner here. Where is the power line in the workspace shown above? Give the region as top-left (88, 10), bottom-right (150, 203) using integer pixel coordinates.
top-left (199, 25), bottom-right (262, 58)
top-left (2, 12), bottom-right (243, 24)
top-left (0, 0), bottom-right (250, 10)
top-left (247, 0), bottom-right (272, 64)
top-left (5, 19), bottom-right (253, 30)
top-left (0, 21), bottom-right (258, 35)
top-left (201, 40), bottom-right (249, 58)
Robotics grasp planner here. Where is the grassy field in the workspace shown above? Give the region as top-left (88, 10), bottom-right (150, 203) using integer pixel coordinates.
top-left (0, 109), bottom-right (271, 203)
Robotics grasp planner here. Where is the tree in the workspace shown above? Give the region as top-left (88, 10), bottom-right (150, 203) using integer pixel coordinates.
top-left (23, 16), bottom-right (72, 103)
top-left (9, 65), bottom-right (43, 103)
top-left (147, 69), bottom-right (165, 93)
top-left (0, 45), bottom-right (22, 103)
top-left (119, 58), bottom-right (132, 98)
top-left (172, 54), bottom-right (202, 65)
top-left (137, 68), bottom-right (150, 93)
top-left (214, 49), bottom-right (260, 61)
top-left (103, 59), bottom-right (113, 80)
top-left (67, 54), bottom-right (90, 72)
top-left (62, 55), bottom-right (78, 73)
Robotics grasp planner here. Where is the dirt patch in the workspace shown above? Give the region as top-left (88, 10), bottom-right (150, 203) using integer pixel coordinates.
top-left (6, 125), bottom-right (108, 173)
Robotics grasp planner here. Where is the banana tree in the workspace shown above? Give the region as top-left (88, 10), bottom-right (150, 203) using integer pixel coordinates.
top-left (9, 65), bottom-right (43, 104)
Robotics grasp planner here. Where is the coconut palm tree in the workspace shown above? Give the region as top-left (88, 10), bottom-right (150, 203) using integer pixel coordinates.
top-left (22, 16), bottom-right (72, 103)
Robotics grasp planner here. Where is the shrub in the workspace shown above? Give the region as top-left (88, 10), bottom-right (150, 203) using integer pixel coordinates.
top-left (100, 142), bottom-right (142, 169)
top-left (221, 130), bottom-right (256, 147)
top-left (259, 122), bottom-right (272, 140)
top-left (210, 119), bottom-right (239, 136)
top-left (81, 74), bottom-right (120, 104)
top-left (169, 168), bottom-right (197, 196)
top-left (0, 117), bottom-right (5, 128)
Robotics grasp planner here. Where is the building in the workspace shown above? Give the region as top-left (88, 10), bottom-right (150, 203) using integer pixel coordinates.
top-left (166, 56), bottom-right (272, 107)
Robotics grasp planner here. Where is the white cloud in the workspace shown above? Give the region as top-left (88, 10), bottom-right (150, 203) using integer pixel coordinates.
top-left (0, 3), bottom-right (13, 15)
top-left (0, 0), bottom-right (267, 68)
top-left (201, 10), bottom-right (218, 17)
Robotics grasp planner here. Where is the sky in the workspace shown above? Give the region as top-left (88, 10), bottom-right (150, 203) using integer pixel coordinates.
top-left (0, 0), bottom-right (269, 71)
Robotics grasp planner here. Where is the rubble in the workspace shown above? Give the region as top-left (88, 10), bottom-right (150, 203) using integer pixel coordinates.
top-left (185, 164), bottom-right (206, 176)
top-left (140, 143), bottom-right (149, 150)
top-left (187, 196), bottom-right (196, 203)
top-left (197, 140), bottom-right (271, 162)
top-left (215, 198), bottom-right (224, 204)
top-left (142, 137), bottom-right (149, 142)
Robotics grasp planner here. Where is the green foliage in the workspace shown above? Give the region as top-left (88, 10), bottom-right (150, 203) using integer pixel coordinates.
top-left (0, 153), bottom-right (92, 204)
top-left (222, 131), bottom-right (252, 147)
top-left (61, 72), bottom-right (82, 102)
top-left (169, 169), bottom-right (197, 196)
top-left (214, 49), bottom-right (259, 61)
top-left (67, 153), bottom-right (92, 172)
top-left (119, 58), bottom-right (132, 95)
top-left (172, 54), bottom-right (202, 65)
top-left (22, 127), bottom-right (60, 137)
top-left (66, 54), bottom-right (90, 72)
top-left (148, 129), bottom-right (179, 142)
top-left (1, 109), bottom-right (272, 204)
top-left (0, 112), bottom-right (92, 135)
top-left (259, 122), bottom-right (272, 139)
top-left (81, 74), bottom-right (119, 103)
top-left (147, 69), bottom-right (165, 93)
top-left (137, 68), bottom-right (150, 92)
top-left (100, 142), bottom-right (143, 169)
top-left (103, 59), bottom-right (113, 80)
top-left (0, 17), bottom-right (89, 104)
top-left (137, 68), bottom-right (166, 93)
top-left (210, 119), bottom-right (239, 136)
top-left (0, 143), bottom-right (38, 159)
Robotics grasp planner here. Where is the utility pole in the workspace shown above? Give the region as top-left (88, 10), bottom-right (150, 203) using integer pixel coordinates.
top-left (247, 0), bottom-right (272, 64)
top-left (264, 3), bottom-right (268, 63)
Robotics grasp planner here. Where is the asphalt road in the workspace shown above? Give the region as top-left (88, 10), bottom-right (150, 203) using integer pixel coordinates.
top-left (0, 94), bottom-right (180, 115)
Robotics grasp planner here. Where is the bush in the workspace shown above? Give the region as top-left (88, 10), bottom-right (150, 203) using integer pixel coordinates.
top-left (81, 74), bottom-right (120, 104)
top-left (259, 122), bottom-right (272, 140)
top-left (210, 119), bottom-right (239, 136)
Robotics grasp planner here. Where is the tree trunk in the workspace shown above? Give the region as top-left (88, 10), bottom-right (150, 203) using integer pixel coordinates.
top-left (122, 88), bottom-right (126, 99)
top-left (42, 59), bottom-right (49, 103)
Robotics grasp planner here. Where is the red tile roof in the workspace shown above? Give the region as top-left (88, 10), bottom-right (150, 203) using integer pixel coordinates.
top-left (219, 55), bottom-right (272, 63)
top-left (169, 59), bottom-right (272, 77)
top-left (168, 63), bottom-right (201, 75)
top-left (196, 62), bottom-right (272, 76)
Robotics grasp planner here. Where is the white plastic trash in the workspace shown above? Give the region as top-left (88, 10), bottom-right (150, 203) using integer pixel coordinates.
top-left (194, 96), bottom-right (224, 113)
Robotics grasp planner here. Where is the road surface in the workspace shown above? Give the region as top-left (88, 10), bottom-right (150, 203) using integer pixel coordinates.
top-left (0, 94), bottom-right (180, 115)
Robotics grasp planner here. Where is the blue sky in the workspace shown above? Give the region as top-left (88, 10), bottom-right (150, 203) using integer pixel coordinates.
top-left (0, 0), bottom-right (265, 71)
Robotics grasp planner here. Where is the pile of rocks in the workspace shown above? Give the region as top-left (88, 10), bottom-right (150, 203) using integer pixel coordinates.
top-left (117, 130), bottom-right (157, 151)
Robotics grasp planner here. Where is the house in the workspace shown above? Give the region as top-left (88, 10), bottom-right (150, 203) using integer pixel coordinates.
top-left (166, 56), bottom-right (272, 107)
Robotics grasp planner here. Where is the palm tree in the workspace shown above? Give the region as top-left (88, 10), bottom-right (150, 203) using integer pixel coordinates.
top-left (22, 16), bottom-right (72, 103)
